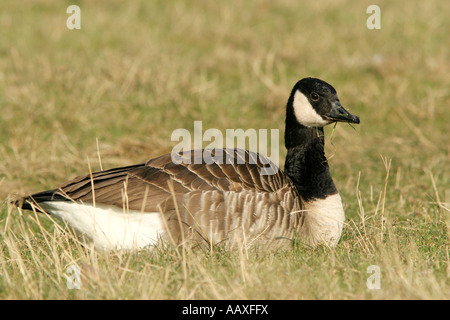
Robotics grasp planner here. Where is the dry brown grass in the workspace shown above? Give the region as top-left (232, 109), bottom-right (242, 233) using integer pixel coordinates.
top-left (0, 0), bottom-right (449, 299)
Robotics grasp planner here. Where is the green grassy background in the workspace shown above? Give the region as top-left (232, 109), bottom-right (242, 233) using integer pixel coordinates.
top-left (0, 0), bottom-right (449, 299)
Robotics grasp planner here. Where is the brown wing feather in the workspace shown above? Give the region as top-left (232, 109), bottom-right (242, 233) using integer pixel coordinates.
top-left (25, 149), bottom-right (291, 214)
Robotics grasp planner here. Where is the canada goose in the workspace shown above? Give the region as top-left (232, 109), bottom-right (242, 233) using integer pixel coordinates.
top-left (15, 77), bottom-right (359, 250)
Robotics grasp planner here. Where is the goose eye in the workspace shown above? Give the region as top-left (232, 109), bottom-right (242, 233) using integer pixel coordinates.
top-left (311, 92), bottom-right (319, 101)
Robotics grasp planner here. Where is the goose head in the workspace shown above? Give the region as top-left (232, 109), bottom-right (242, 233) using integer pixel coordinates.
top-left (288, 77), bottom-right (360, 128)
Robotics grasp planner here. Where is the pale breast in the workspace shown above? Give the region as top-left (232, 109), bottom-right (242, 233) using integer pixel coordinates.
top-left (298, 193), bottom-right (345, 247)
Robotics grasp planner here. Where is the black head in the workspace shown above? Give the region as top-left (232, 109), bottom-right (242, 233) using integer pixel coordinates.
top-left (288, 77), bottom-right (360, 127)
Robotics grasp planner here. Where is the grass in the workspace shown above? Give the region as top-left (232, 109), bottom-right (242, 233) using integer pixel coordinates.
top-left (1, 0), bottom-right (449, 299)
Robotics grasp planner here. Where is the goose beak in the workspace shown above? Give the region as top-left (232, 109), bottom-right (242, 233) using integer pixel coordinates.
top-left (326, 101), bottom-right (360, 124)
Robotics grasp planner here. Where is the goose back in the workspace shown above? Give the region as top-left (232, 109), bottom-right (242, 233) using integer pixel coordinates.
top-left (24, 149), bottom-right (304, 249)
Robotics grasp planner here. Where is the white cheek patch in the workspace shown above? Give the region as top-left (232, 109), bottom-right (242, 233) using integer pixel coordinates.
top-left (293, 91), bottom-right (330, 127)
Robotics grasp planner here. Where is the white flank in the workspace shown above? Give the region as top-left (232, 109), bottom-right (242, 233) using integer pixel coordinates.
top-left (39, 201), bottom-right (164, 250)
top-left (293, 90), bottom-right (330, 127)
top-left (302, 193), bottom-right (345, 247)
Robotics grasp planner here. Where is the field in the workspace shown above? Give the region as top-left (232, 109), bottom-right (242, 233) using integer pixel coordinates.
top-left (0, 0), bottom-right (449, 299)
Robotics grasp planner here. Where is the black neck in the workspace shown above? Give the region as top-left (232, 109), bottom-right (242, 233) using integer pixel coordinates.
top-left (284, 118), bottom-right (337, 201)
